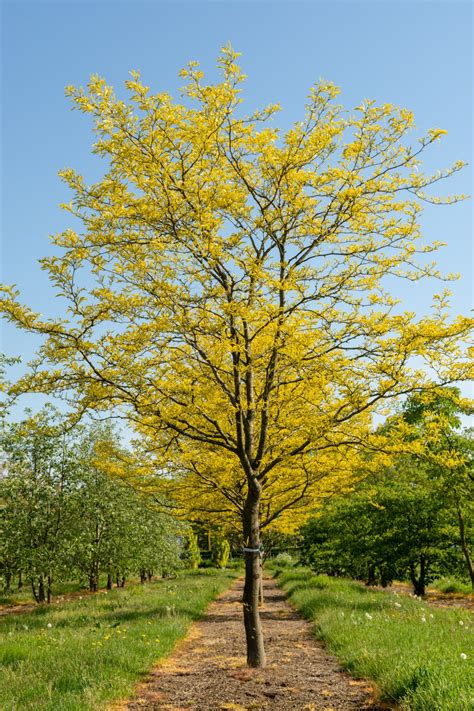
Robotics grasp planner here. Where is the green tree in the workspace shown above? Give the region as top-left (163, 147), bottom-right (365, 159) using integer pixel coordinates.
top-left (301, 462), bottom-right (461, 595)
top-left (401, 390), bottom-right (474, 588)
top-left (0, 408), bottom-right (79, 601)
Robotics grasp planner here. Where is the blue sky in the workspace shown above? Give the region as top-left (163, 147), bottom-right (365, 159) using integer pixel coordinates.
top-left (1, 0), bottom-right (472, 416)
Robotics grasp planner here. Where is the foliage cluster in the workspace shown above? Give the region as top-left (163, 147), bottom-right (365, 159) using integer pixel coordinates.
top-left (0, 409), bottom-right (183, 600)
top-left (300, 393), bottom-right (474, 595)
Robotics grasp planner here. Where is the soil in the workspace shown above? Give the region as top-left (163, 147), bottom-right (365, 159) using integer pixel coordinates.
top-left (113, 577), bottom-right (394, 711)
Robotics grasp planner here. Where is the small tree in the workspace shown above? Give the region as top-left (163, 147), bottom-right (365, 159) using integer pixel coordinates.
top-left (401, 390), bottom-right (474, 588)
top-left (212, 536), bottom-right (231, 569)
top-left (183, 530), bottom-right (202, 570)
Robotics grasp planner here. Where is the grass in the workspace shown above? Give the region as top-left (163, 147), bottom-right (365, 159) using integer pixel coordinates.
top-left (0, 568), bottom-right (237, 711)
top-left (276, 568), bottom-right (474, 711)
top-left (431, 576), bottom-right (473, 595)
top-left (0, 579), bottom-right (99, 606)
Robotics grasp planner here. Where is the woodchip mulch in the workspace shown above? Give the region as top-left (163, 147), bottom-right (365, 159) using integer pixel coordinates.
top-left (116, 576), bottom-right (394, 711)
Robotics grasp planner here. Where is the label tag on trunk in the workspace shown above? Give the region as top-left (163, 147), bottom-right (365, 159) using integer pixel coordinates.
top-left (242, 547), bottom-right (262, 553)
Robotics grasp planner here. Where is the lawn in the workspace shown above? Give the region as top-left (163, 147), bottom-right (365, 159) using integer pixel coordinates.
top-left (276, 568), bottom-right (474, 711)
top-left (0, 569), bottom-right (237, 711)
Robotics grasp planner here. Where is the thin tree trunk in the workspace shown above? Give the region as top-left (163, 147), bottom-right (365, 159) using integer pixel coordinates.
top-left (47, 574), bottom-right (52, 604)
top-left (409, 558), bottom-right (426, 597)
top-left (89, 573), bottom-right (98, 592)
top-left (18, 571), bottom-right (23, 591)
top-left (242, 488), bottom-right (266, 668)
top-left (38, 574), bottom-right (46, 603)
top-left (457, 505), bottom-right (474, 589)
top-left (4, 571), bottom-right (11, 593)
top-left (107, 572), bottom-right (112, 590)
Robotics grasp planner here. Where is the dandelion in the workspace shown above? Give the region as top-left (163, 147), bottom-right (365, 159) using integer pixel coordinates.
top-left (459, 621), bottom-right (464, 626)
top-left (429, 614), bottom-right (434, 619)
top-left (394, 602), bottom-right (402, 608)
top-left (46, 623), bottom-right (52, 629)
top-left (460, 653), bottom-right (467, 660)
top-left (23, 625), bottom-right (29, 630)
top-left (421, 617), bottom-right (426, 623)
top-left (365, 613), bottom-right (373, 620)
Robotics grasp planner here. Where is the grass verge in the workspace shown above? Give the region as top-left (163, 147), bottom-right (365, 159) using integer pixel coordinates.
top-left (0, 568), bottom-right (237, 711)
top-left (276, 568), bottom-right (473, 711)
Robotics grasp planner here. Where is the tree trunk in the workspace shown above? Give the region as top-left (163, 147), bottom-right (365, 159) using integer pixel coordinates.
top-left (366, 564), bottom-right (377, 586)
top-left (409, 558), bottom-right (426, 597)
top-left (89, 573), bottom-right (98, 592)
top-left (4, 570), bottom-right (11, 593)
top-left (457, 505), bottom-right (474, 589)
top-left (106, 572), bottom-right (112, 590)
top-left (38, 575), bottom-right (46, 603)
top-left (242, 489), bottom-right (266, 668)
top-left (47, 574), bottom-right (52, 604)
top-left (147, 570), bottom-right (153, 582)
top-left (18, 571), bottom-right (23, 591)
top-left (258, 568), bottom-right (264, 607)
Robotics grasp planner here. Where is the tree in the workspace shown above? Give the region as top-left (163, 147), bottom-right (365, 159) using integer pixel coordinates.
top-left (0, 412), bottom-right (183, 598)
top-left (401, 390), bottom-right (474, 587)
top-left (211, 535), bottom-right (231, 569)
top-left (183, 529), bottom-right (202, 570)
top-left (301, 462), bottom-right (462, 595)
top-left (0, 408), bottom-right (80, 601)
top-left (0, 47), bottom-right (472, 665)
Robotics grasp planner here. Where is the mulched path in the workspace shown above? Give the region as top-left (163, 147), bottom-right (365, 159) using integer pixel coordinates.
top-left (117, 577), bottom-right (393, 711)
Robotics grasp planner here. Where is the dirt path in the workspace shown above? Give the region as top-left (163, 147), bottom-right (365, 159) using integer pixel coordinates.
top-left (116, 577), bottom-right (392, 710)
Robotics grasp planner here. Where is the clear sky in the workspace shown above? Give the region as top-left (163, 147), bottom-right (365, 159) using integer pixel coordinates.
top-left (1, 0), bottom-right (472, 416)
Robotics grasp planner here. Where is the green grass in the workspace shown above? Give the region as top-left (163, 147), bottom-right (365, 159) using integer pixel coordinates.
top-left (430, 577), bottom-right (474, 595)
top-left (0, 568), bottom-right (237, 711)
top-left (277, 568), bottom-right (474, 711)
top-left (0, 579), bottom-right (97, 606)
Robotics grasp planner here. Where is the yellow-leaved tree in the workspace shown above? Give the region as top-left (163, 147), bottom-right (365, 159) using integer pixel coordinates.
top-left (1, 46), bottom-right (472, 666)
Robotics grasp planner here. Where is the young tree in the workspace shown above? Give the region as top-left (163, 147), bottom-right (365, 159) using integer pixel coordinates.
top-left (401, 390), bottom-right (474, 587)
top-left (0, 48), bottom-right (471, 665)
top-left (0, 408), bottom-right (79, 601)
